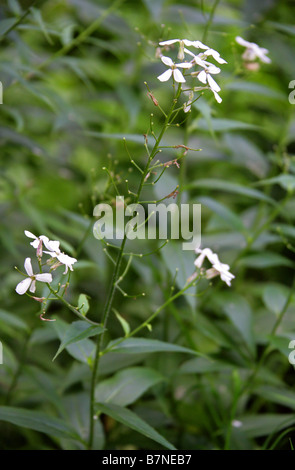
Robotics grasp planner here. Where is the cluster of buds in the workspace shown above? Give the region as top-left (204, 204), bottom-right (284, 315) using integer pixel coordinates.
top-left (15, 230), bottom-right (77, 295)
top-left (156, 38), bottom-right (227, 105)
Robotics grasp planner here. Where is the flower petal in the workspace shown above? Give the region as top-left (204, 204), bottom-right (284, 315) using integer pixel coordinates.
top-left (212, 90), bottom-right (222, 103)
top-left (24, 230), bottom-right (36, 240)
top-left (182, 39), bottom-right (196, 47)
top-left (173, 68), bottom-right (186, 83)
top-left (207, 74), bottom-right (221, 92)
top-left (177, 62), bottom-right (193, 69)
top-left (15, 277), bottom-right (32, 295)
top-left (204, 49), bottom-right (227, 64)
top-left (235, 36), bottom-right (251, 48)
top-left (43, 239), bottom-right (60, 253)
top-left (161, 56), bottom-right (174, 67)
top-left (24, 257), bottom-right (33, 277)
top-left (159, 39), bottom-right (179, 46)
top-left (35, 273), bottom-right (53, 283)
top-left (192, 40), bottom-right (209, 50)
top-left (43, 250), bottom-right (58, 258)
top-left (197, 70), bottom-right (207, 84)
top-left (57, 253), bottom-right (77, 267)
top-left (157, 69), bottom-right (173, 82)
top-left (29, 280), bottom-right (36, 293)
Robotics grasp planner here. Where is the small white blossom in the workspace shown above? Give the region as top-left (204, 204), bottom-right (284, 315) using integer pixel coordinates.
top-left (235, 36), bottom-right (271, 64)
top-left (157, 56), bottom-right (192, 83)
top-left (194, 247), bottom-right (220, 268)
top-left (197, 64), bottom-right (222, 103)
top-left (232, 420), bottom-right (243, 428)
top-left (25, 230), bottom-right (49, 251)
top-left (43, 239), bottom-right (77, 275)
top-left (185, 47), bottom-right (227, 65)
top-left (159, 39), bottom-right (209, 60)
top-left (206, 263), bottom-right (235, 287)
top-left (194, 247), bottom-right (235, 287)
top-left (183, 90), bottom-right (194, 113)
top-left (16, 257), bottom-right (52, 295)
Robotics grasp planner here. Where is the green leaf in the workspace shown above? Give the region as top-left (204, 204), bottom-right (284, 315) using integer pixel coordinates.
top-left (224, 134), bottom-right (269, 178)
top-left (267, 335), bottom-right (294, 359)
top-left (273, 223), bottom-right (295, 239)
top-left (180, 357), bottom-right (236, 374)
top-left (106, 338), bottom-right (201, 356)
top-left (31, 7), bottom-right (54, 45)
top-left (95, 367), bottom-right (164, 406)
top-left (85, 131), bottom-right (150, 145)
top-left (95, 402), bottom-right (176, 450)
top-left (183, 179), bottom-right (276, 206)
top-left (77, 294), bottom-right (90, 316)
top-left (52, 319), bottom-right (96, 364)
top-left (0, 406), bottom-right (81, 441)
top-left (263, 284), bottom-right (288, 315)
top-left (62, 393), bottom-right (104, 450)
top-left (256, 174), bottom-right (295, 193)
top-left (53, 320), bottom-right (103, 361)
top-left (161, 241), bottom-right (197, 310)
top-left (222, 294), bottom-right (255, 356)
top-left (193, 118), bottom-right (260, 132)
top-left (238, 252), bottom-right (294, 269)
top-left (238, 414), bottom-right (295, 438)
top-left (0, 18), bottom-right (17, 37)
top-left (225, 81), bottom-right (286, 101)
top-left (254, 386), bottom-right (295, 411)
top-left (113, 309), bottom-right (130, 336)
top-left (198, 196), bottom-right (247, 234)
top-left (0, 309), bottom-right (29, 333)
top-left (266, 21), bottom-right (295, 36)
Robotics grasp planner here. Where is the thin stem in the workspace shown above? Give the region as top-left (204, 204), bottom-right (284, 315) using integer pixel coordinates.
top-left (87, 84), bottom-right (183, 449)
top-left (202, 0), bottom-right (220, 43)
top-left (100, 277), bottom-right (199, 357)
top-left (46, 284), bottom-right (100, 326)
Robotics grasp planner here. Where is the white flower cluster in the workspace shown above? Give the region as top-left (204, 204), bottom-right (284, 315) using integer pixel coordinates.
top-left (235, 36), bottom-right (271, 67)
top-left (194, 247), bottom-right (235, 287)
top-left (157, 38), bottom-right (227, 104)
top-left (15, 230), bottom-right (77, 295)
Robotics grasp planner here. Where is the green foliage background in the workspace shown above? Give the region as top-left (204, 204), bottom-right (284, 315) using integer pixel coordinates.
top-left (1, 0), bottom-right (295, 450)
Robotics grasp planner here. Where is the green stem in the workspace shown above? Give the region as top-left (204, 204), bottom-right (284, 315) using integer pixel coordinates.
top-left (87, 84), bottom-right (182, 449)
top-left (202, 0), bottom-right (220, 44)
top-left (47, 284), bottom-right (100, 326)
top-left (100, 277), bottom-right (198, 357)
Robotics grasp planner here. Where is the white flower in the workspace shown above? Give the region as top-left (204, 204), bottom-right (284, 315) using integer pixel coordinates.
top-left (206, 263), bottom-right (235, 287)
top-left (159, 39), bottom-right (209, 60)
top-left (200, 48), bottom-right (227, 64)
top-left (235, 36), bottom-right (271, 64)
top-left (157, 56), bottom-right (192, 83)
top-left (194, 247), bottom-right (235, 287)
top-left (197, 64), bottom-right (222, 103)
top-left (25, 230), bottom-right (49, 250)
top-left (184, 47), bottom-right (227, 66)
top-left (43, 239), bottom-right (77, 274)
top-left (194, 247), bottom-right (220, 268)
top-left (15, 257), bottom-right (52, 295)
